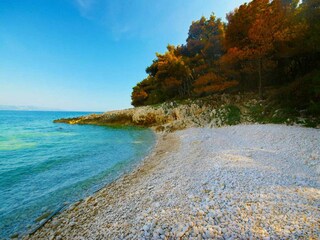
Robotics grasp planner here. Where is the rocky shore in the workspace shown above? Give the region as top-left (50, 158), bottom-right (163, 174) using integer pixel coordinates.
top-left (25, 124), bottom-right (320, 239)
top-left (54, 93), bottom-right (251, 132)
top-left (54, 92), bottom-right (319, 132)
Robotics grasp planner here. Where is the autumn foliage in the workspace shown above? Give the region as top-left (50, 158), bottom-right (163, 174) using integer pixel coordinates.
top-left (132, 0), bottom-right (320, 106)
top-left (193, 73), bottom-right (238, 94)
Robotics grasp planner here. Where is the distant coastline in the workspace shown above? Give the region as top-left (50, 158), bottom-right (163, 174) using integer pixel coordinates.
top-left (0, 105), bottom-right (61, 111)
top-left (0, 105), bottom-right (105, 113)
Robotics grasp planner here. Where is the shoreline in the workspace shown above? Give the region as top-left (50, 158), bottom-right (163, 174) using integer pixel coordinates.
top-left (25, 131), bottom-right (178, 239)
top-left (26, 124), bottom-right (319, 239)
top-left (24, 128), bottom-right (158, 238)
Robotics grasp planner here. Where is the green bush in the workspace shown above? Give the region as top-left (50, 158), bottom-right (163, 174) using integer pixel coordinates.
top-left (225, 105), bottom-right (241, 125)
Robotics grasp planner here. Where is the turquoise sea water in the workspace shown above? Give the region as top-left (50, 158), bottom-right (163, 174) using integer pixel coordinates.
top-left (0, 111), bottom-right (155, 238)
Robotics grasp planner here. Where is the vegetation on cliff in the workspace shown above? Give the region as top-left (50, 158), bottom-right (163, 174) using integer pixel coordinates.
top-left (55, 90), bottom-right (320, 132)
top-left (55, 0), bottom-right (320, 130)
top-left (131, 0), bottom-right (320, 120)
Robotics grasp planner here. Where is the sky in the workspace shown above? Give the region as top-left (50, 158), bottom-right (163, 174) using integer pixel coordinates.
top-left (0, 0), bottom-right (248, 111)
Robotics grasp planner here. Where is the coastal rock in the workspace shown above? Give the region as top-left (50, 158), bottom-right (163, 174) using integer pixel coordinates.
top-left (53, 93), bottom-right (267, 132)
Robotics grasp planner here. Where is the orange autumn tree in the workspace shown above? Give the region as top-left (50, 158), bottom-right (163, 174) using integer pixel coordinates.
top-left (185, 14), bottom-right (238, 96)
top-left (131, 88), bottom-right (148, 107)
top-left (222, 0), bottom-right (270, 91)
top-left (223, 0), bottom-right (300, 98)
top-left (131, 77), bottom-right (155, 106)
top-left (155, 45), bottom-right (192, 98)
top-left (248, 0), bottom-right (302, 97)
top-left (131, 45), bottom-right (193, 106)
top-left (132, 0), bottom-right (317, 106)
top-left (132, 14), bottom-right (239, 105)
top-left (193, 72), bottom-right (238, 95)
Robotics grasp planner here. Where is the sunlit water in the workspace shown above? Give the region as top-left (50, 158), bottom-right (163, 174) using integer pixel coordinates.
top-left (0, 111), bottom-right (155, 238)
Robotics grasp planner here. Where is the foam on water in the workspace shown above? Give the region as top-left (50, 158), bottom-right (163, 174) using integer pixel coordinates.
top-left (0, 111), bottom-right (155, 238)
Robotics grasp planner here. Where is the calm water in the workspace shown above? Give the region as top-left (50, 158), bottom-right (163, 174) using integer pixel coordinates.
top-left (0, 111), bottom-right (155, 238)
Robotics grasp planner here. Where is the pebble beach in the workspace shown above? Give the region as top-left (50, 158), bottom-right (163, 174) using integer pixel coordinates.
top-left (26, 124), bottom-right (320, 239)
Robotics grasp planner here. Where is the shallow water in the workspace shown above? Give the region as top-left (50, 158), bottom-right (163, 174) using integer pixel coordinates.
top-left (0, 111), bottom-right (155, 238)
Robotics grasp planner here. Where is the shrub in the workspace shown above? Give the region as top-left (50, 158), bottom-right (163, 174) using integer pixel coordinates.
top-left (225, 105), bottom-right (241, 125)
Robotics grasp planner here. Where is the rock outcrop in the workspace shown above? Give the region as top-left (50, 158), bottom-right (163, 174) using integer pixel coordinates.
top-left (54, 92), bottom-right (319, 131)
top-left (54, 93), bottom-right (258, 132)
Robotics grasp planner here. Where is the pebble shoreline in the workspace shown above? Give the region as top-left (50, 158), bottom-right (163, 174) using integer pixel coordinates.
top-left (25, 124), bottom-right (320, 239)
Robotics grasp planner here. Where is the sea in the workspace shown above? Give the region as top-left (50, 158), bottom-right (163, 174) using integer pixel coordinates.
top-left (0, 110), bottom-right (156, 238)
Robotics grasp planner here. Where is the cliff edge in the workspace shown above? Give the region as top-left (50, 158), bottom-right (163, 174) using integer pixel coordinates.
top-left (54, 92), bottom-right (319, 131)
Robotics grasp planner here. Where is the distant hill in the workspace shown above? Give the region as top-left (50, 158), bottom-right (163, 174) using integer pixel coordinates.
top-left (0, 105), bottom-right (61, 111)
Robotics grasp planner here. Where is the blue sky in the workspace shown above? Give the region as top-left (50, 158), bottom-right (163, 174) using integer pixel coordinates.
top-left (0, 0), bottom-right (247, 111)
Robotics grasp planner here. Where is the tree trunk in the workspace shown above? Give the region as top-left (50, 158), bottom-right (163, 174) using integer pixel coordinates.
top-left (258, 58), bottom-right (263, 99)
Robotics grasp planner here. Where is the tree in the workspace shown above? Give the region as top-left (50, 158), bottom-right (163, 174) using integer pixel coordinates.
top-left (223, 0), bottom-right (301, 98)
top-left (300, 0), bottom-right (320, 54)
top-left (154, 45), bottom-right (192, 98)
top-left (193, 72), bottom-right (238, 95)
top-left (131, 0), bottom-right (317, 106)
